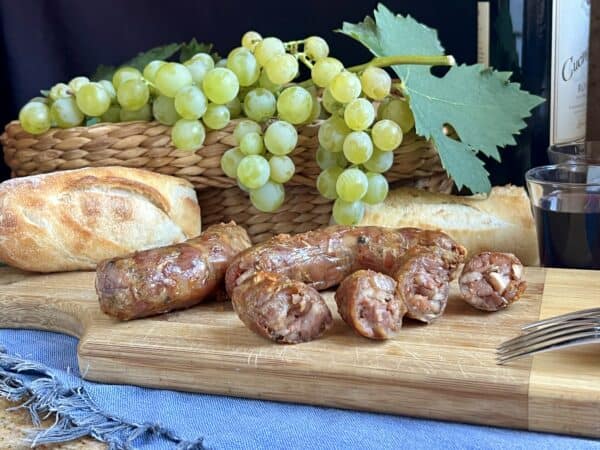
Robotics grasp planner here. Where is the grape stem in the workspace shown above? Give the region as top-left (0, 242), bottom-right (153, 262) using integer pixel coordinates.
top-left (347, 54), bottom-right (456, 72)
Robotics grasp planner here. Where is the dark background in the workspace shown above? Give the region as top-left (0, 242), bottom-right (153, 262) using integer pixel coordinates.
top-left (0, 0), bottom-right (479, 181)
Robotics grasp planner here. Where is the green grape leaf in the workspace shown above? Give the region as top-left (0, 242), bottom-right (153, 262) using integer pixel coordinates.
top-left (179, 38), bottom-right (219, 63)
top-left (339, 3), bottom-right (544, 193)
top-left (91, 43), bottom-right (183, 81)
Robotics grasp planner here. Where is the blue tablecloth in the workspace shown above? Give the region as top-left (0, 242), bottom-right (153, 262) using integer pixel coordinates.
top-left (1, 329), bottom-right (598, 450)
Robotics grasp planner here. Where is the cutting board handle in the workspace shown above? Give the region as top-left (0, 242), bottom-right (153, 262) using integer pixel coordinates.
top-left (0, 269), bottom-right (98, 339)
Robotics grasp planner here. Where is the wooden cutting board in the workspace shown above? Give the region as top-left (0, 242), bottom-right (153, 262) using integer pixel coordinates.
top-left (0, 266), bottom-right (599, 438)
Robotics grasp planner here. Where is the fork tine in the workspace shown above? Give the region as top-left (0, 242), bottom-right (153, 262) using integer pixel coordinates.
top-left (497, 319), bottom-right (600, 351)
top-left (497, 322), bottom-right (600, 355)
top-left (496, 331), bottom-right (600, 364)
top-left (522, 307), bottom-right (600, 331)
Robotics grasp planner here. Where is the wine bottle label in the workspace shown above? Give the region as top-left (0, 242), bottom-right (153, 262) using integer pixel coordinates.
top-left (550, 0), bottom-right (590, 145)
top-left (477, 2), bottom-right (490, 67)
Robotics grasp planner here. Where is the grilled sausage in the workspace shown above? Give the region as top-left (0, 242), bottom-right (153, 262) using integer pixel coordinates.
top-left (459, 252), bottom-right (526, 312)
top-left (335, 270), bottom-right (406, 340)
top-left (226, 226), bottom-right (466, 343)
top-left (96, 222), bottom-right (251, 320)
top-left (232, 271), bottom-right (333, 344)
top-left (393, 248), bottom-right (451, 323)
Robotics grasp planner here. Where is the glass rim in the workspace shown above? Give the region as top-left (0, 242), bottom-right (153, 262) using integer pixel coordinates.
top-left (525, 163), bottom-right (600, 187)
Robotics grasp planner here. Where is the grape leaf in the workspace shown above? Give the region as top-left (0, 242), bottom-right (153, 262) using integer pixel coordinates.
top-left (340, 3), bottom-right (544, 193)
top-left (179, 38), bottom-right (219, 63)
top-left (91, 43), bottom-right (183, 81)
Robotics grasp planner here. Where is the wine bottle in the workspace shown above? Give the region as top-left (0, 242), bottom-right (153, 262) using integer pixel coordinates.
top-left (477, 0), bottom-right (591, 181)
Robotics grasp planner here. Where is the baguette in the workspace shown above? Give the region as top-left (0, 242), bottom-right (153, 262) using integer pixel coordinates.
top-left (0, 167), bottom-right (201, 272)
top-left (358, 186), bottom-right (539, 266)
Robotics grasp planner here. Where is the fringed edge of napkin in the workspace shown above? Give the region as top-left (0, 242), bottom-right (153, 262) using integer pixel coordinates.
top-left (0, 345), bottom-right (206, 450)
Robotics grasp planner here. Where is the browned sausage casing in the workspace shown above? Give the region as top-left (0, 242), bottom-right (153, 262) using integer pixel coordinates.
top-left (335, 270), bottom-right (406, 340)
top-left (459, 252), bottom-right (526, 312)
top-left (96, 222), bottom-right (251, 320)
top-left (226, 226), bottom-right (466, 343)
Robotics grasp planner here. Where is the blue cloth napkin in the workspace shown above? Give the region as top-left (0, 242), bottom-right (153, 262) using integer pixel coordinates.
top-left (1, 329), bottom-right (598, 450)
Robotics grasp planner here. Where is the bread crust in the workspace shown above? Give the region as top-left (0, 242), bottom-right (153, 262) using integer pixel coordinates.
top-left (359, 186), bottom-right (539, 266)
top-left (0, 167), bottom-right (201, 272)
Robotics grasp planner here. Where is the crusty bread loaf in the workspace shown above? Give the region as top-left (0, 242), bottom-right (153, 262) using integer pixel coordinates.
top-left (359, 186), bottom-right (539, 266)
top-left (0, 167), bottom-right (201, 272)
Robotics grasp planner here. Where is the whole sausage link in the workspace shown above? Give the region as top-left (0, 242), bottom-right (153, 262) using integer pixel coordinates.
top-left (96, 222), bottom-right (251, 320)
top-left (231, 271), bottom-right (333, 344)
top-left (459, 252), bottom-right (527, 312)
top-left (335, 270), bottom-right (406, 340)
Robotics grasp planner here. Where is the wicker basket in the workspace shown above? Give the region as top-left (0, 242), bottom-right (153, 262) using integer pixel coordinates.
top-left (0, 119), bottom-right (451, 242)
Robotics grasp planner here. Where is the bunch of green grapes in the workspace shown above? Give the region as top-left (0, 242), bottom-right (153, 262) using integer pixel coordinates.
top-left (311, 52), bottom-right (415, 225)
top-left (220, 119), bottom-right (297, 212)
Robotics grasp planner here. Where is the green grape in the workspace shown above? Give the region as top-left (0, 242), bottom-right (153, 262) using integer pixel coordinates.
top-left (155, 63), bottom-right (193, 98)
top-left (152, 95), bottom-right (180, 126)
top-left (253, 37), bottom-right (285, 66)
top-left (112, 67), bottom-right (142, 90)
top-left (316, 146), bottom-right (348, 170)
top-left (68, 76), bottom-right (90, 93)
top-left (304, 96), bottom-right (321, 124)
top-left (227, 47), bottom-right (260, 87)
top-left (258, 69), bottom-right (281, 93)
top-left (321, 88), bottom-right (343, 115)
top-left (174, 85), bottom-right (207, 119)
top-left (336, 167), bottom-right (368, 202)
top-left (372, 119), bottom-right (403, 151)
top-left (311, 57), bottom-right (344, 88)
top-left (363, 147), bottom-right (394, 173)
top-left (29, 96), bottom-right (49, 104)
top-left (98, 80), bottom-right (117, 104)
top-left (268, 155), bottom-right (295, 183)
top-left (243, 88), bottom-right (276, 122)
top-left (117, 78), bottom-right (150, 111)
top-left (215, 59), bottom-right (228, 68)
top-left (242, 30), bottom-right (263, 50)
top-left (225, 97), bottom-right (242, 118)
top-left (143, 60), bottom-right (166, 83)
top-left (202, 103), bottom-right (230, 129)
top-left (250, 181), bottom-right (285, 212)
top-left (19, 102), bottom-right (51, 134)
top-left (202, 68), bottom-right (240, 105)
top-left (171, 119), bottom-right (205, 151)
top-left (191, 53), bottom-right (215, 70)
top-left (240, 132), bottom-right (264, 155)
top-left (220, 147), bottom-right (245, 178)
top-left (263, 120), bottom-right (297, 155)
top-left (50, 97), bottom-right (84, 128)
top-left (49, 83), bottom-right (70, 101)
top-left (329, 71), bottom-right (361, 104)
top-left (234, 120), bottom-right (262, 144)
top-left (100, 104), bottom-right (121, 123)
top-left (304, 36), bottom-right (329, 61)
top-left (332, 198), bottom-right (365, 225)
top-left (76, 82), bottom-right (111, 117)
top-left (316, 166), bottom-right (343, 200)
top-left (119, 103), bottom-right (152, 122)
top-left (276, 86), bottom-right (312, 125)
top-left (184, 59), bottom-right (211, 85)
top-left (237, 155), bottom-right (270, 189)
top-left (377, 98), bottom-right (415, 133)
top-left (265, 53), bottom-right (298, 85)
top-left (363, 172), bottom-right (389, 205)
top-left (343, 98), bottom-right (375, 131)
top-left (343, 131), bottom-right (373, 164)
top-left (318, 115), bottom-right (350, 153)
top-left (360, 67), bottom-right (392, 101)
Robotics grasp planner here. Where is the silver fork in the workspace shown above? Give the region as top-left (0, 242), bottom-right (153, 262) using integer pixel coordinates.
top-left (496, 307), bottom-right (600, 365)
